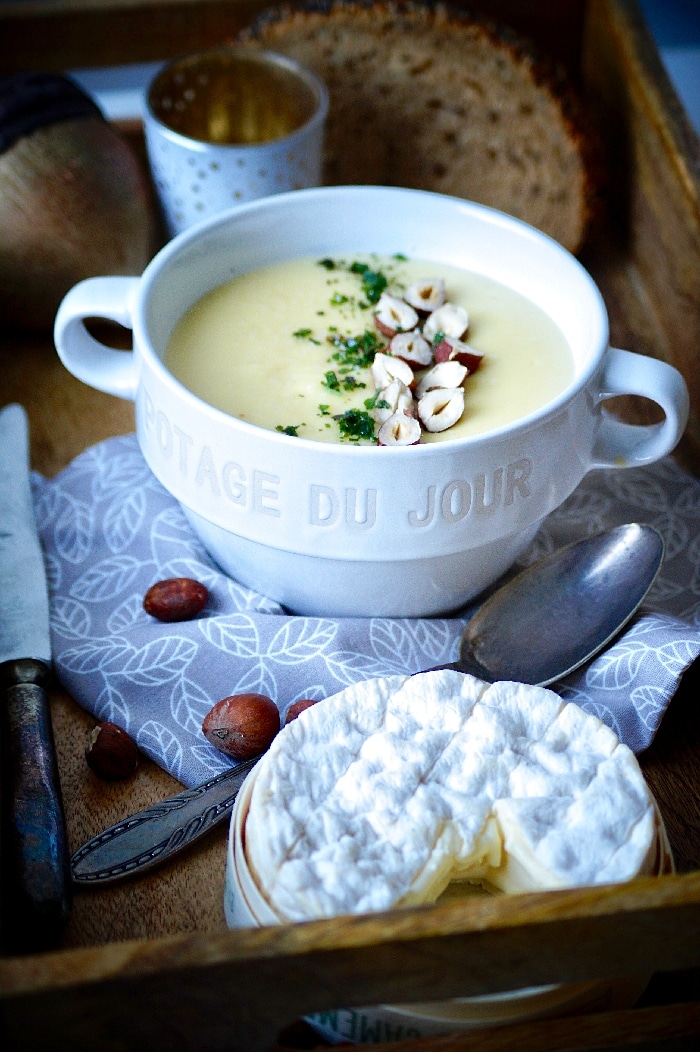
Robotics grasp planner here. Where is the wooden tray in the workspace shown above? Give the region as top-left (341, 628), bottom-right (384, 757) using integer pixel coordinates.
top-left (1, 2), bottom-right (700, 1049)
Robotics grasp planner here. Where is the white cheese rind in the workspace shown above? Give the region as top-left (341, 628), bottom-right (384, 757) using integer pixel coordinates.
top-left (245, 671), bottom-right (656, 921)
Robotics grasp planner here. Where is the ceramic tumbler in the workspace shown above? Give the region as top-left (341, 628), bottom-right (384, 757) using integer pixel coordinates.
top-left (143, 47), bottom-right (328, 236)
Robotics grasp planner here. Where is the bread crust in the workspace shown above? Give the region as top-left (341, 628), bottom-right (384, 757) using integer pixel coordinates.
top-left (236, 0), bottom-right (602, 253)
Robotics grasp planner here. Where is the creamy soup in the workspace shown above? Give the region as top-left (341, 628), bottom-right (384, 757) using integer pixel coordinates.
top-left (164, 255), bottom-right (574, 444)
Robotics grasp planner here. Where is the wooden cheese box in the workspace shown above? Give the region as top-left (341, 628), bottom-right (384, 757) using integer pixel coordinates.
top-left (1, 2), bottom-right (700, 1049)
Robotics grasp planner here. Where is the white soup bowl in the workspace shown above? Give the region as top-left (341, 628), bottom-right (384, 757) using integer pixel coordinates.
top-left (53, 186), bottom-right (689, 617)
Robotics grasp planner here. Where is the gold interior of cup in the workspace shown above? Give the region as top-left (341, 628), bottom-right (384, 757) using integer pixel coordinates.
top-left (148, 48), bottom-right (321, 145)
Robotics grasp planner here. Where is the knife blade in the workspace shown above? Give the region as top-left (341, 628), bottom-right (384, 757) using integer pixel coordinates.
top-left (0, 403), bottom-right (71, 951)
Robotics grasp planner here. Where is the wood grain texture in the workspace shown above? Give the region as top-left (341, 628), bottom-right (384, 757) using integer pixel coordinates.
top-left (1, 874), bottom-right (700, 1050)
top-left (49, 688), bottom-right (230, 949)
top-left (582, 0), bottom-right (700, 472)
top-left (0, 0), bottom-right (587, 77)
top-left (1, 2), bottom-right (700, 1049)
top-left (0, 330), bottom-right (135, 478)
top-left (0, 0), bottom-right (269, 75)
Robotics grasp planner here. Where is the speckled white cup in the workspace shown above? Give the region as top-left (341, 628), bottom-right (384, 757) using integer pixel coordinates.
top-left (53, 186), bottom-right (690, 617)
top-left (143, 47), bottom-right (328, 236)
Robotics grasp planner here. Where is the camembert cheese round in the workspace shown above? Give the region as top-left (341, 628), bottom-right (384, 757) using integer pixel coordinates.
top-left (244, 671), bottom-right (657, 922)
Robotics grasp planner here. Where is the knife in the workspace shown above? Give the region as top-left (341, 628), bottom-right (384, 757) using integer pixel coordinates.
top-left (0, 403), bottom-right (71, 951)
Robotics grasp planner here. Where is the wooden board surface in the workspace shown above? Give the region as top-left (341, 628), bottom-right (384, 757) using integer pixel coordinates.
top-left (582, 0), bottom-right (700, 473)
top-left (2, 2), bottom-right (700, 1049)
top-left (0, 0), bottom-right (588, 76)
top-left (1, 189), bottom-right (700, 1052)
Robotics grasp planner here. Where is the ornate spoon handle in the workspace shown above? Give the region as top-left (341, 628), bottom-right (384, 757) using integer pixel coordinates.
top-left (71, 757), bottom-right (259, 886)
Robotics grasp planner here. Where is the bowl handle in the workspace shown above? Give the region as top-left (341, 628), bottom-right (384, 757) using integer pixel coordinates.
top-left (590, 347), bottom-right (689, 469)
top-left (53, 276), bottom-right (140, 401)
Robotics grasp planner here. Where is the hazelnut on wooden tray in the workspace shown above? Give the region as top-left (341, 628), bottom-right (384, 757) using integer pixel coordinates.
top-left (0, 72), bottom-right (156, 332)
top-left (85, 722), bottom-right (139, 781)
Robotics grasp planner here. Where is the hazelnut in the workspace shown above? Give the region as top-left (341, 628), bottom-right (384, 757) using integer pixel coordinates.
top-left (144, 577), bottom-right (208, 622)
top-left (378, 411), bottom-right (422, 446)
top-left (418, 387), bottom-right (465, 432)
top-left (285, 699), bottom-right (319, 724)
top-left (423, 302), bottom-right (469, 342)
top-left (371, 379), bottom-right (414, 424)
top-left (403, 277), bottom-right (446, 313)
top-left (202, 693), bottom-right (280, 760)
top-left (415, 360), bottom-right (468, 399)
top-left (85, 722), bottom-right (139, 781)
top-left (434, 337), bottom-right (484, 373)
top-left (371, 351), bottom-right (415, 391)
top-left (389, 331), bottom-right (433, 368)
top-left (373, 292), bottom-right (419, 337)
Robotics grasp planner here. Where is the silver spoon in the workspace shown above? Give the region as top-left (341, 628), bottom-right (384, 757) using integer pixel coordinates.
top-left (449, 520), bottom-right (664, 686)
top-left (71, 522), bottom-right (664, 886)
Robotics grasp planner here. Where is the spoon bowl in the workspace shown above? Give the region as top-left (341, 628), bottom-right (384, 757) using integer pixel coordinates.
top-left (456, 522), bottom-right (664, 685)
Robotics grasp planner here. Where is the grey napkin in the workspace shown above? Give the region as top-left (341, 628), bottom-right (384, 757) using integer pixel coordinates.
top-left (33, 434), bottom-right (700, 788)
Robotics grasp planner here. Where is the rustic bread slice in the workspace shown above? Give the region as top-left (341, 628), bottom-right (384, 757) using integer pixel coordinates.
top-left (237, 1), bottom-right (601, 253)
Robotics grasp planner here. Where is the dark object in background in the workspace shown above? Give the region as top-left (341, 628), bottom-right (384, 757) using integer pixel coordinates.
top-left (0, 72), bottom-right (156, 332)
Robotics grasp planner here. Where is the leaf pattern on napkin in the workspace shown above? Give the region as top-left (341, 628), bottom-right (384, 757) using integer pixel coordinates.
top-left (71, 555), bottom-right (144, 603)
top-left (34, 435), bottom-right (700, 788)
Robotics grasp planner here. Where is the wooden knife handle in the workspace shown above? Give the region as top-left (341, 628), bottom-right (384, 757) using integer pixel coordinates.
top-left (0, 658), bottom-right (71, 953)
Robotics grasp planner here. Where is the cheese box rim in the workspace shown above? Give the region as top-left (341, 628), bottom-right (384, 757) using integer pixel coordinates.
top-left (225, 737), bottom-right (673, 1031)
